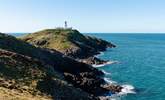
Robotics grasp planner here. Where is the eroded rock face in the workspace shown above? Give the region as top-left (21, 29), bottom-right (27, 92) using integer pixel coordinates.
top-left (64, 72), bottom-right (123, 96)
top-left (102, 84), bottom-right (123, 94)
top-left (64, 72), bottom-right (105, 95)
top-left (63, 38), bottom-right (116, 59)
top-left (80, 57), bottom-right (108, 65)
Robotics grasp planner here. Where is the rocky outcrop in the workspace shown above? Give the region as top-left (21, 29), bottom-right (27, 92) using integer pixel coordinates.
top-left (102, 84), bottom-right (123, 93)
top-left (21, 29), bottom-right (116, 65)
top-left (79, 56), bottom-right (108, 65)
top-left (64, 35), bottom-right (116, 59)
top-left (64, 72), bottom-right (105, 95)
top-left (64, 72), bottom-right (123, 96)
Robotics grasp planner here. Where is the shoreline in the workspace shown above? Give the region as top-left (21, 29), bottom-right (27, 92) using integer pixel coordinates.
top-left (93, 49), bottom-right (136, 99)
top-left (19, 29), bottom-right (134, 99)
top-left (1, 29), bottom-right (136, 100)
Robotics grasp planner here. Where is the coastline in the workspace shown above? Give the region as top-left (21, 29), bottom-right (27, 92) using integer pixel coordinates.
top-left (10, 29), bottom-right (134, 99)
top-left (93, 49), bottom-right (136, 99)
top-left (19, 29), bottom-right (125, 99)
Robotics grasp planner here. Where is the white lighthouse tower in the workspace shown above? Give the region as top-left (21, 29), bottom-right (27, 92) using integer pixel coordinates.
top-left (64, 21), bottom-right (67, 29)
top-left (64, 21), bottom-right (72, 29)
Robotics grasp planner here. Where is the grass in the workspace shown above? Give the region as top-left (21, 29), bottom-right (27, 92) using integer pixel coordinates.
top-left (21, 28), bottom-right (112, 56)
top-left (0, 87), bottom-right (52, 100)
top-left (21, 28), bottom-right (89, 51)
top-left (0, 33), bottom-right (91, 100)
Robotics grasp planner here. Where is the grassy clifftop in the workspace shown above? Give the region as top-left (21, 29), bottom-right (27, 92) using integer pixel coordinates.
top-left (21, 28), bottom-right (115, 58)
top-left (21, 28), bottom-right (79, 51)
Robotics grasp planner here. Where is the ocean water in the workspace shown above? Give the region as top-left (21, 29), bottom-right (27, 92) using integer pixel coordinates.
top-left (11, 33), bottom-right (165, 100)
top-left (88, 33), bottom-right (165, 100)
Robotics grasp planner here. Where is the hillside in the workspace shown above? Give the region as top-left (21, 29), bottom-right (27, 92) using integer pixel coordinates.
top-left (21, 28), bottom-right (115, 59)
top-left (0, 33), bottom-right (94, 100)
top-left (0, 31), bottom-right (121, 100)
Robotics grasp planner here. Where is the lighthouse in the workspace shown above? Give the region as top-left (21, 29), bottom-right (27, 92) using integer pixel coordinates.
top-left (64, 21), bottom-right (72, 30)
top-left (64, 21), bottom-right (67, 29)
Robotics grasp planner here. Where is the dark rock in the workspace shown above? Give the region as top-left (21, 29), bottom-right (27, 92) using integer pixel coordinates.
top-left (102, 84), bottom-right (123, 93)
top-left (35, 39), bottom-right (48, 46)
top-left (64, 72), bottom-right (106, 95)
top-left (80, 57), bottom-right (108, 65)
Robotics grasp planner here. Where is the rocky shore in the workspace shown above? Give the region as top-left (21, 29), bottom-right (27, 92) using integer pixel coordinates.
top-left (0, 29), bottom-right (122, 100)
top-left (79, 56), bottom-right (108, 65)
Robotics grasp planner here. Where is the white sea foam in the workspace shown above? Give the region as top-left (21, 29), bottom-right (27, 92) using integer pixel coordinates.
top-left (104, 78), bottom-right (117, 84)
top-left (94, 51), bottom-right (135, 99)
top-left (100, 84), bottom-right (136, 100)
top-left (119, 84), bottom-right (136, 95)
top-left (103, 77), bottom-right (136, 99)
top-left (92, 61), bottom-right (119, 68)
top-left (102, 70), bottom-right (111, 75)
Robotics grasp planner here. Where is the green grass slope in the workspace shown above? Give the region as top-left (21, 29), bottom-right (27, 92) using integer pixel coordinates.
top-left (21, 28), bottom-right (115, 58)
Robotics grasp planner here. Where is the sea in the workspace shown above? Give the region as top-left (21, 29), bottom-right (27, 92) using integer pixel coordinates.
top-left (12, 33), bottom-right (165, 100)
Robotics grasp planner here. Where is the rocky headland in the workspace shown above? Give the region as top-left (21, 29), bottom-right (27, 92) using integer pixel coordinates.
top-left (21, 28), bottom-right (116, 65)
top-left (0, 29), bottom-right (122, 100)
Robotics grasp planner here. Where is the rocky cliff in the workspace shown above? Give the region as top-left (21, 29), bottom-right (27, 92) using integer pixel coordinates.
top-left (21, 28), bottom-right (116, 65)
top-left (0, 30), bottom-right (121, 100)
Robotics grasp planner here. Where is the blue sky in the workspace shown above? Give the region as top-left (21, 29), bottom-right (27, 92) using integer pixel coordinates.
top-left (0, 0), bottom-right (165, 33)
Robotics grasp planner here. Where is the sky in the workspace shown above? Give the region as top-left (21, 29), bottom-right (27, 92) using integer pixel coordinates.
top-left (0, 0), bottom-right (165, 33)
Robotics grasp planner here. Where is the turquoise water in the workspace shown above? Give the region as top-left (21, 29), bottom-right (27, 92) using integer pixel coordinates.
top-left (88, 34), bottom-right (165, 100)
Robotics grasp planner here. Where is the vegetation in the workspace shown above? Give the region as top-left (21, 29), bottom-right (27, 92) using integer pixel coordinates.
top-left (21, 28), bottom-right (76, 51)
top-left (21, 28), bottom-right (114, 58)
top-left (0, 33), bottom-right (91, 100)
top-left (0, 29), bottom-right (113, 99)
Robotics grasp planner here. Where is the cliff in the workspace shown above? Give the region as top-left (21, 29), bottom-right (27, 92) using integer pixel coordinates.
top-left (21, 28), bottom-right (115, 64)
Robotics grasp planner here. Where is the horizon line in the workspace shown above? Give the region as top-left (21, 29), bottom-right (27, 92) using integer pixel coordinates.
top-left (6, 32), bottom-right (165, 34)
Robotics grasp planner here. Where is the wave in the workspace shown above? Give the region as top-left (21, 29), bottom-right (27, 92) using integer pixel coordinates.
top-left (92, 61), bottom-right (119, 68)
top-left (94, 51), bottom-right (135, 99)
top-left (119, 84), bottom-right (136, 95)
top-left (102, 70), bottom-right (111, 75)
top-left (104, 77), bottom-right (136, 95)
top-left (99, 84), bottom-right (136, 100)
top-left (103, 77), bottom-right (136, 99)
top-left (104, 78), bottom-right (117, 84)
